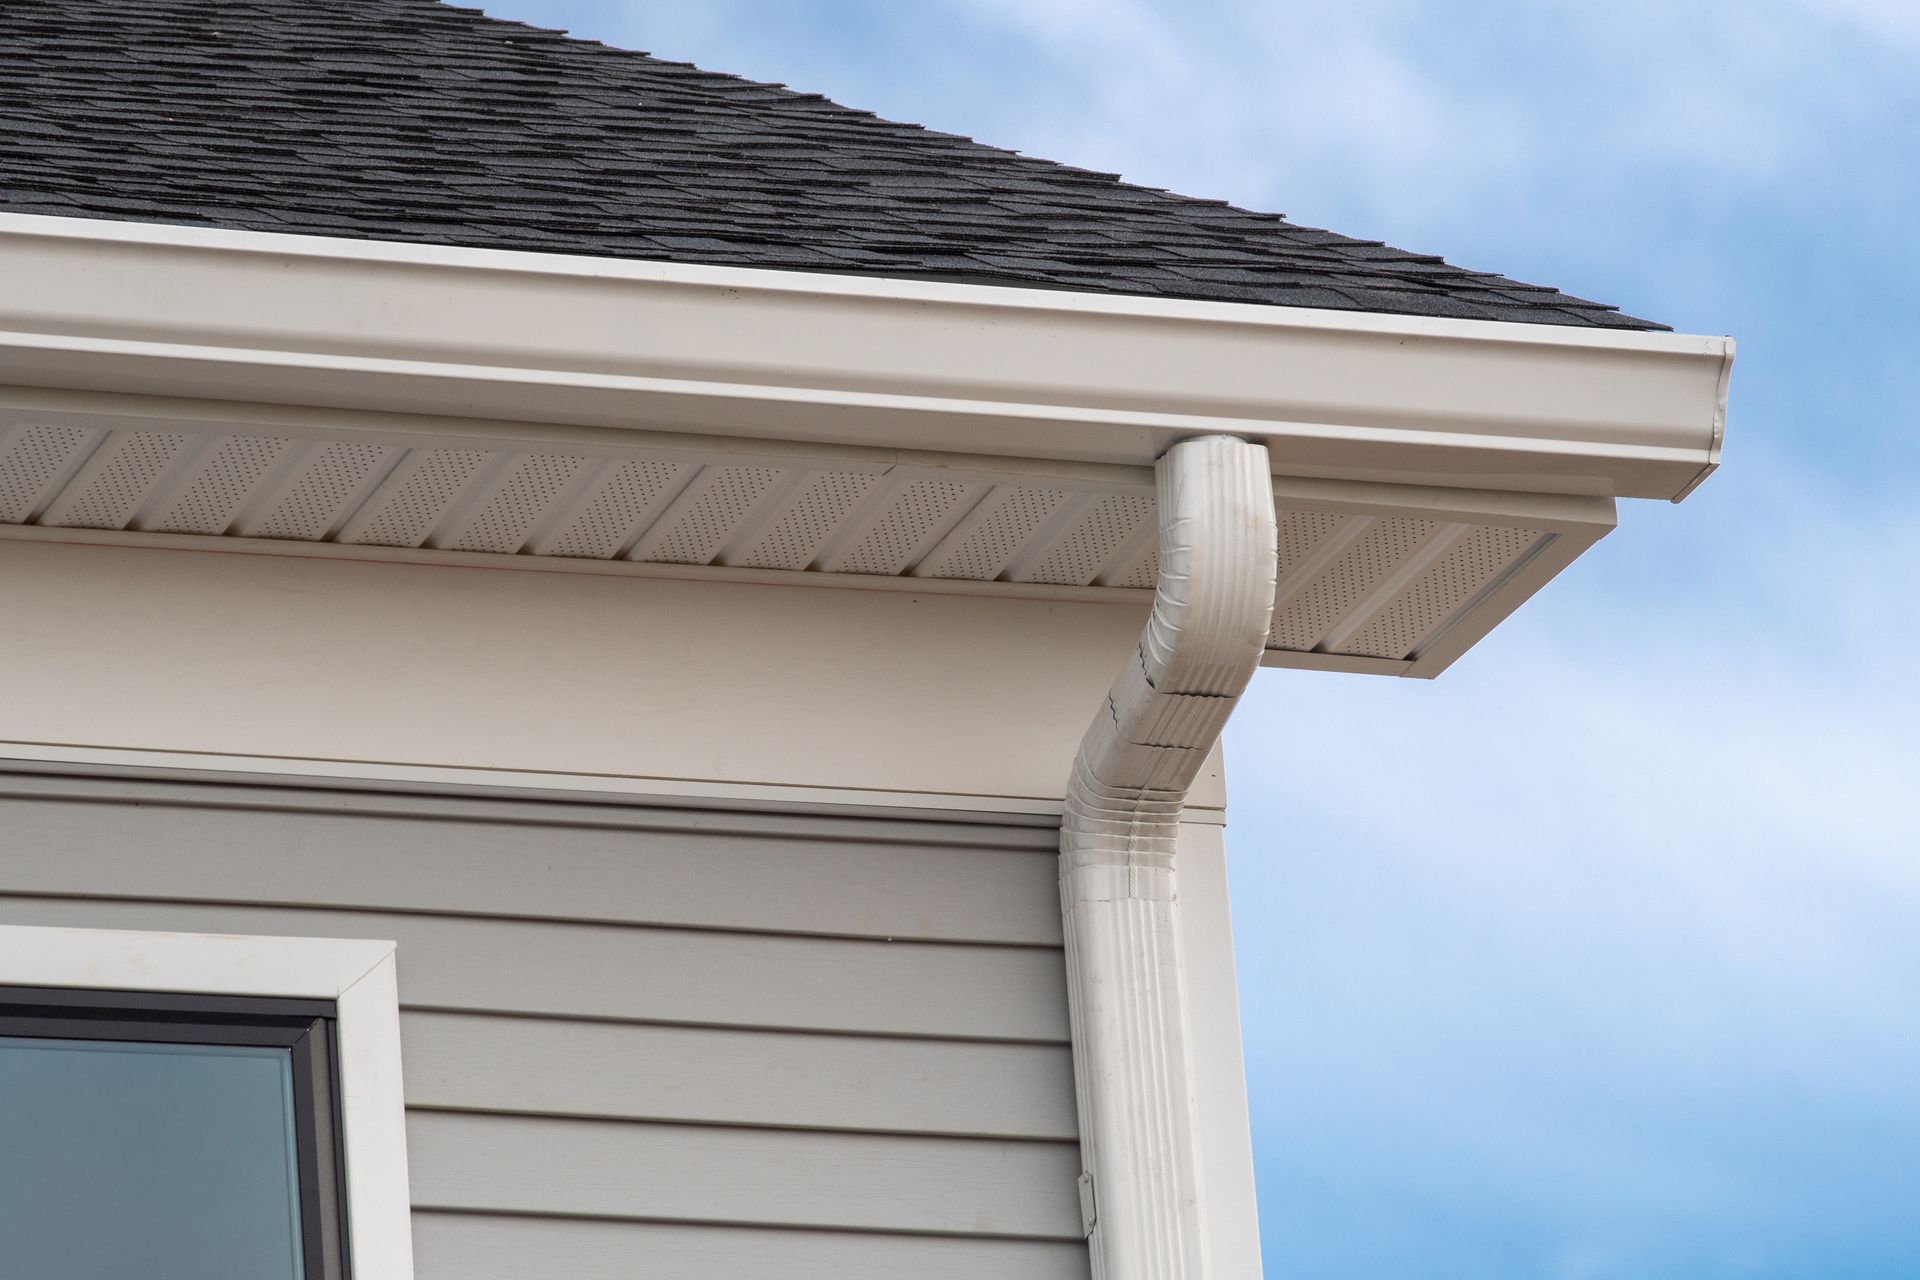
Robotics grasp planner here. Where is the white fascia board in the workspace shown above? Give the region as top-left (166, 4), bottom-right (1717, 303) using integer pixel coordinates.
top-left (0, 213), bottom-right (1730, 502)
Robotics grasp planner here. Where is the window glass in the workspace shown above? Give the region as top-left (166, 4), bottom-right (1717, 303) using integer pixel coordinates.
top-left (0, 1037), bottom-right (306, 1280)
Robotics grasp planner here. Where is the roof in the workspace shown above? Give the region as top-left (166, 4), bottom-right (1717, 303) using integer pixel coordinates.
top-left (0, 0), bottom-right (1664, 331)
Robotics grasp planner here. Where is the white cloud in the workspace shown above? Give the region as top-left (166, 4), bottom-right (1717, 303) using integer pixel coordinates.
top-left (1791, 0), bottom-right (1920, 46)
top-left (910, 0), bottom-right (1915, 265)
top-left (1224, 460), bottom-right (1920, 1212)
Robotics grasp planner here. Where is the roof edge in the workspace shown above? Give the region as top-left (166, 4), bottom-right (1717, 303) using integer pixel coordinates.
top-left (2, 211), bottom-right (1707, 354)
top-left (0, 212), bottom-right (1731, 500)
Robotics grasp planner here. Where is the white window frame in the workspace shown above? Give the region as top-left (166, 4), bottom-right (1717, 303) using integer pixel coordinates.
top-left (0, 923), bottom-right (414, 1280)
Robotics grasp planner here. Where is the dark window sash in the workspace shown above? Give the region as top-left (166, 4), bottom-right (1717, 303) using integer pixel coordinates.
top-left (0, 984), bottom-right (352, 1280)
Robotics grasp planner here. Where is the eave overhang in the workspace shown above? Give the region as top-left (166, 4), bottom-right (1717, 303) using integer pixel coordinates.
top-left (0, 213), bottom-right (1731, 678)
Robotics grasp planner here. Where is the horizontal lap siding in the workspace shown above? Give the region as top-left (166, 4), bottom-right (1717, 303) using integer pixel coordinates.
top-left (411, 1212), bottom-right (1093, 1280)
top-left (0, 779), bottom-right (1086, 1277)
top-left (0, 780), bottom-right (1063, 944)
top-left (0, 897), bottom-right (1069, 1041)
top-left (402, 1011), bottom-right (1077, 1140)
top-left (409, 1112), bottom-right (1079, 1236)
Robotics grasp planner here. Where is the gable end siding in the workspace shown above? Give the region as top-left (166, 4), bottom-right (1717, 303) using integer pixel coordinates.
top-left (0, 774), bottom-right (1088, 1280)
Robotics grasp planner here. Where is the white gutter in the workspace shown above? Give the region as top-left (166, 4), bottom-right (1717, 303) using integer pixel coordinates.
top-left (0, 213), bottom-right (1730, 502)
top-left (1062, 435), bottom-right (1277, 1278)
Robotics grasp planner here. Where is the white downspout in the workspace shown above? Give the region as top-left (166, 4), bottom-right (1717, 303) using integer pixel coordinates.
top-left (1062, 434), bottom-right (1278, 1280)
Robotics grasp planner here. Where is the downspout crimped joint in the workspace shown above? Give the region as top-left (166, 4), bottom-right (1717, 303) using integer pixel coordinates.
top-left (1061, 434), bottom-right (1278, 1279)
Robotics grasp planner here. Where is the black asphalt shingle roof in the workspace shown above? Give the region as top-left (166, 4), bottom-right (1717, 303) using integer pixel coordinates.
top-left (0, 0), bottom-right (1664, 330)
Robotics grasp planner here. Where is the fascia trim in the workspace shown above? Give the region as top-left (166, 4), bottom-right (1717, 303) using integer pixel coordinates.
top-left (0, 213), bottom-right (1731, 502)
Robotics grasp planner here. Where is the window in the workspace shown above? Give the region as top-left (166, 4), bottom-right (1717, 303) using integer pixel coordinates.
top-left (0, 925), bottom-right (414, 1280)
top-left (0, 987), bottom-right (346, 1278)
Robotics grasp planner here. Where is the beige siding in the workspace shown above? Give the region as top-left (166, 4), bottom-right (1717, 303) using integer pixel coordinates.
top-left (410, 1212), bottom-right (1092, 1280)
top-left (0, 897), bottom-right (1068, 1040)
top-left (408, 1112), bottom-right (1079, 1236)
top-left (0, 781), bottom-right (1063, 943)
top-left (402, 1012), bottom-right (1077, 1140)
top-left (0, 775), bottom-right (1085, 1278)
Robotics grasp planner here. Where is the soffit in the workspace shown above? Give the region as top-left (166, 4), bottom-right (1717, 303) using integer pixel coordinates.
top-left (0, 409), bottom-right (1610, 679)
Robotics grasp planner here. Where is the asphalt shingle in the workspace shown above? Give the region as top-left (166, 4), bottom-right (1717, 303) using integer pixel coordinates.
top-left (0, 0), bottom-right (1665, 330)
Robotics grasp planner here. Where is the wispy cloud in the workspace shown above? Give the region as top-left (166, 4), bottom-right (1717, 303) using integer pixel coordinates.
top-left (1225, 456), bottom-right (1920, 1274)
top-left (918, 1), bottom-right (1905, 205)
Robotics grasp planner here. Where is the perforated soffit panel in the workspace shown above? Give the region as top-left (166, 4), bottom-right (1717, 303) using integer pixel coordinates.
top-left (0, 421), bottom-right (1604, 678)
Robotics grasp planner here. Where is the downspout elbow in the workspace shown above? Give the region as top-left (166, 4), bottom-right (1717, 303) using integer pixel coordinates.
top-left (1061, 434), bottom-right (1278, 894)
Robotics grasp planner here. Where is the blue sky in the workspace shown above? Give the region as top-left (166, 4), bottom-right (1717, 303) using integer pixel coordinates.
top-left (477, 5), bottom-right (1920, 1275)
